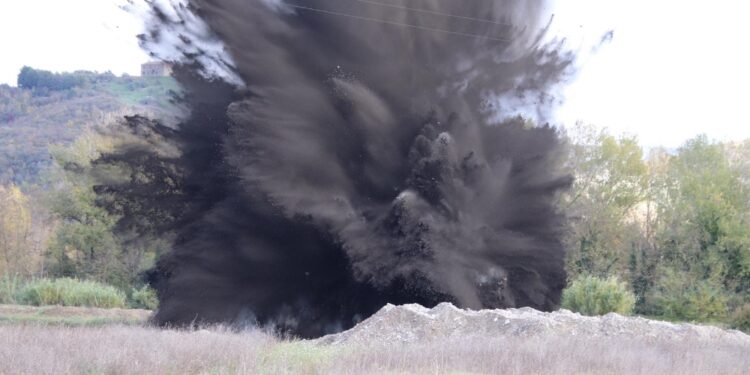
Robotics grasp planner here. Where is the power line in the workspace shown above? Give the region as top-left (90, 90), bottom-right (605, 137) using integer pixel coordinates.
top-left (285, 3), bottom-right (512, 42)
top-left (322, 0), bottom-right (512, 26)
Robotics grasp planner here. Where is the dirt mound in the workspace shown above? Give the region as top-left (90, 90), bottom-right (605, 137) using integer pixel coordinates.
top-left (316, 303), bottom-right (750, 346)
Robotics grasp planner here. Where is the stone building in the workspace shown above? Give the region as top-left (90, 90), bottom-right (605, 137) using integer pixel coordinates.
top-left (141, 62), bottom-right (173, 77)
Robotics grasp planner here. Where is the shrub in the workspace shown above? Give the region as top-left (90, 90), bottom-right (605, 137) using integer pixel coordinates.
top-left (130, 285), bottom-right (158, 310)
top-left (730, 304), bottom-right (750, 333)
top-left (562, 275), bottom-right (636, 316)
top-left (17, 278), bottom-right (126, 308)
top-left (648, 269), bottom-right (728, 322)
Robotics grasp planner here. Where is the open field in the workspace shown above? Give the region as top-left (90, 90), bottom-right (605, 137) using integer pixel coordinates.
top-left (1, 324), bottom-right (749, 375)
top-left (1, 304), bottom-right (749, 375)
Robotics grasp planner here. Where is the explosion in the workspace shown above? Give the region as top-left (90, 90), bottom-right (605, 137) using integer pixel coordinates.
top-left (98, 0), bottom-right (575, 338)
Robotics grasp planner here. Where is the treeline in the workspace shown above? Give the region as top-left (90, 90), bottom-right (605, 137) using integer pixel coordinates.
top-left (563, 124), bottom-right (750, 326)
top-left (0, 118), bottom-right (749, 329)
top-left (17, 66), bottom-right (116, 92)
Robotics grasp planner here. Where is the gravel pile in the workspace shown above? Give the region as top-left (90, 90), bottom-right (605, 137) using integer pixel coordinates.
top-left (316, 302), bottom-right (750, 346)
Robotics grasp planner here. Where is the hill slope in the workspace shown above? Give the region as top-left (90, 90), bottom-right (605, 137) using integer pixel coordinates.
top-left (0, 74), bottom-right (180, 184)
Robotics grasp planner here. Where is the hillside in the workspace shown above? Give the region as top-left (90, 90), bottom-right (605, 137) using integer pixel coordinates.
top-left (0, 72), bottom-right (180, 184)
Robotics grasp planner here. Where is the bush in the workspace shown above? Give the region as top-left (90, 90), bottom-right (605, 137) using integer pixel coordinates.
top-left (17, 278), bottom-right (126, 308)
top-left (649, 270), bottom-right (728, 322)
top-left (730, 304), bottom-right (750, 333)
top-left (130, 285), bottom-right (158, 310)
top-left (562, 275), bottom-right (636, 316)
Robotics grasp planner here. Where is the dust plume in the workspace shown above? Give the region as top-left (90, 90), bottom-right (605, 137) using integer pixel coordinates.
top-left (98, 0), bottom-right (575, 338)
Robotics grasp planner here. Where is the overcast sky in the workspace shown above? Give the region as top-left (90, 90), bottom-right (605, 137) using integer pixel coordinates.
top-left (0, 0), bottom-right (748, 148)
top-left (0, 0), bottom-right (147, 83)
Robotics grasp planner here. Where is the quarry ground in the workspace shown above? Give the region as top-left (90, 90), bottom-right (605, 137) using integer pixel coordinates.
top-left (0, 303), bottom-right (748, 375)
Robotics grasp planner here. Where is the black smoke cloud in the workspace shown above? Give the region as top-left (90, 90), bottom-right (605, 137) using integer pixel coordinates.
top-left (99, 0), bottom-right (575, 338)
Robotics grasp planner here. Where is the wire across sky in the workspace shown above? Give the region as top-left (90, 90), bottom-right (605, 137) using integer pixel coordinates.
top-left (284, 0), bottom-right (514, 42)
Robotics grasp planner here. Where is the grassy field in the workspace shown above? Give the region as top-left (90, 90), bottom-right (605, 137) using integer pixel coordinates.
top-left (0, 304), bottom-right (150, 326)
top-left (1, 305), bottom-right (749, 374)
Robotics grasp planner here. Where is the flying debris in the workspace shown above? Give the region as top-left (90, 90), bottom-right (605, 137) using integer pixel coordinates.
top-left (98, 0), bottom-right (575, 338)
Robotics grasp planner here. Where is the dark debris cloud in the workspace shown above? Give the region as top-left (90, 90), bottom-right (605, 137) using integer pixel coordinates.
top-left (97, 0), bottom-right (575, 338)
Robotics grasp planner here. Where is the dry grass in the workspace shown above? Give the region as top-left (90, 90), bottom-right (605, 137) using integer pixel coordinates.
top-left (0, 323), bottom-right (748, 375)
top-left (0, 304), bottom-right (150, 326)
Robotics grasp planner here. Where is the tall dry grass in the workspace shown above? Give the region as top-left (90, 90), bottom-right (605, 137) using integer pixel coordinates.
top-left (0, 324), bottom-right (748, 375)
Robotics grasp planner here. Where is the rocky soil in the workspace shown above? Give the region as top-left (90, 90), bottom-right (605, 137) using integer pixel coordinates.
top-left (316, 302), bottom-right (750, 346)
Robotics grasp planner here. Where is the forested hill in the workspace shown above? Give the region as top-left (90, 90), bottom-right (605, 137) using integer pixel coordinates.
top-left (0, 67), bottom-right (180, 184)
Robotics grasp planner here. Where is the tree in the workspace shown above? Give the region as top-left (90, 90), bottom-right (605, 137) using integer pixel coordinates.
top-left (562, 123), bottom-right (649, 279)
top-left (43, 131), bottom-right (166, 289)
top-left (45, 133), bottom-right (125, 287)
top-left (16, 67), bottom-right (39, 90)
top-left (651, 136), bottom-right (750, 316)
top-left (0, 185), bottom-right (34, 275)
top-left (17, 66), bottom-right (86, 92)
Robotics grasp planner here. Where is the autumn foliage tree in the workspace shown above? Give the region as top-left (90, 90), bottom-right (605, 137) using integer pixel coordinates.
top-left (562, 123), bottom-right (649, 279)
top-left (0, 185), bottom-right (34, 276)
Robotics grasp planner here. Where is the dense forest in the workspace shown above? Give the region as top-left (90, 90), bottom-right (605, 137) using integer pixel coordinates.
top-left (562, 125), bottom-right (750, 326)
top-left (0, 67), bottom-right (748, 330)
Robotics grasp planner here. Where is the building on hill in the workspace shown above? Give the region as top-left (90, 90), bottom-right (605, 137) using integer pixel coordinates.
top-left (141, 62), bottom-right (173, 77)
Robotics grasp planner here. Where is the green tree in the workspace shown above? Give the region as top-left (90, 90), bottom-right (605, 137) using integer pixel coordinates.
top-left (562, 123), bottom-right (650, 279)
top-left (17, 66), bottom-right (85, 92)
top-left (0, 185), bottom-right (33, 275)
top-left (43, 131), bottom-right (169, 290)
top-left (647, 136), bottom-right (750, 320)
top-left (44, 134), bottom-right (124, 286)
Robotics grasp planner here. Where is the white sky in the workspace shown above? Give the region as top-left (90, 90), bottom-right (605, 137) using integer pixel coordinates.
top-left (0, 0), bottom-right (748, 148)
top-left (0, 0), bottom-right (148, 83)
top-left (551, 0), bottom-right (750, 148)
